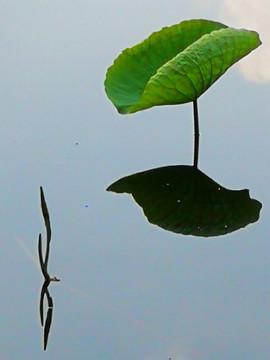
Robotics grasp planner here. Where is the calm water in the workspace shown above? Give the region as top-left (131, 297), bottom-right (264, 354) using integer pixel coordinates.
top-left (1, 3), bottom-right (270, 360)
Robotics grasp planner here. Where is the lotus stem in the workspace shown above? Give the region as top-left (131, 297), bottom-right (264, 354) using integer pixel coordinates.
top-left (193, 99), bottom-right (200, 168)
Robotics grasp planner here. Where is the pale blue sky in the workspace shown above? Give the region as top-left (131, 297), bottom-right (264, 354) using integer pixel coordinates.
top-left (1, 1), bottom-right (269, 359)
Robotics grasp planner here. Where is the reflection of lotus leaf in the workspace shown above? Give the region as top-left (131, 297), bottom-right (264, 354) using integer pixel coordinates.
top-left (107, 166), bottom-right (262, 237)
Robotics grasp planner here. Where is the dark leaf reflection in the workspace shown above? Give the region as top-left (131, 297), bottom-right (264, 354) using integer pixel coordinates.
top-left (107, 165), bottom-right (262, 237)
top-left (38, 187), bottom-right (60, 351)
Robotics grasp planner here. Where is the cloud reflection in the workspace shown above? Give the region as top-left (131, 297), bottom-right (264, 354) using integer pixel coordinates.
top-left (220, 0), bottom-right (270, 82)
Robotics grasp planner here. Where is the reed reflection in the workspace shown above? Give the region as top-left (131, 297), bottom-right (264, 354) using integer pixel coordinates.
top-left (38, 187), bottom-right (60, 350)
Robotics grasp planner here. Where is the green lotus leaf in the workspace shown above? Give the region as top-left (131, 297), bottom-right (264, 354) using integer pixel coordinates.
top-left (105, 19), bottom-right (261, 114)
top-left (107, 166), bottom-right (262, 237)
